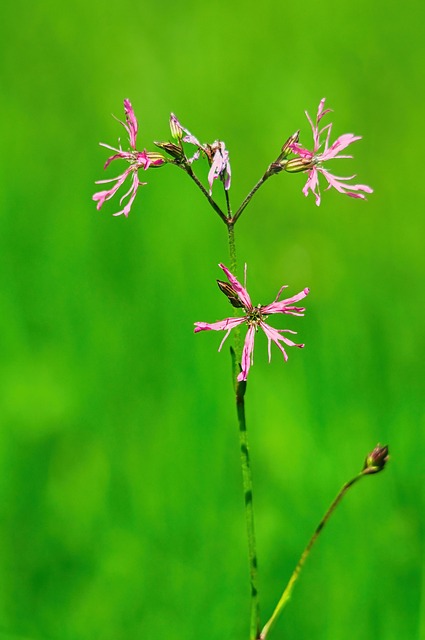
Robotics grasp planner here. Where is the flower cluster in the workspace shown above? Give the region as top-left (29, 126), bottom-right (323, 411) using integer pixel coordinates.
top-left (93, 101), bottom-right (232, 217)
top-left (195, 264), bottom-right (309, 381)
top-left (93, 97), bottom-right (372, 216)
top-left (284, 98), bottom-right (373, 206)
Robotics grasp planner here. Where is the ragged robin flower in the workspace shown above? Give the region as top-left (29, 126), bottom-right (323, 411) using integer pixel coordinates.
top-left (194, 264), bottom-right (309, 381)
top-left (93, 99), bottom-right (166, 217)
top-left (285, 98), bottom-right (373, 206)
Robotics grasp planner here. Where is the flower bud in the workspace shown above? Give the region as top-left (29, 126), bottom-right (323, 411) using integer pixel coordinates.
top-left (170, 113), bottom-right (183, 140)
top-left (363, 444), bottom-right (389, 475)
top-left (284, 157), bottom-right (316, 173)
top-left (217, 280), bottom-right (244, 308)
top-left (145, 151), bottom-right (167, 167)
top-left (154, 141), bottom-right (184, 161)
top-left (279, 130), bottom-right (300, 160)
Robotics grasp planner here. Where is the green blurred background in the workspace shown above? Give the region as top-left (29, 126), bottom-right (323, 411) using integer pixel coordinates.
top-left (0, 1), bottom-right (424, 638)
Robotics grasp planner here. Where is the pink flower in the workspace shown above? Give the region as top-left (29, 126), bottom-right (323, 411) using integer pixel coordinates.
top-left (194, 264), bottom-right (309, 381)
top-left (286, 98), bottom-right (373, 206)
top-left (93, 99), bottom-right (166, 217)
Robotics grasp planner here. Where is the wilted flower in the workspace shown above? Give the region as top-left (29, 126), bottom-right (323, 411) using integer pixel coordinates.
top-left (169, 114), bottom-right (231, 194)
top-left (285, 98), bottom-right (373, 206)
top-left (194, 264), bottom-right (309, 381)
top-left (170, 113), bottom-right (203, 151)
top-left (206, 140), bottom-right (231, 194)
top-left (93, 99), bottom-right (166, 217)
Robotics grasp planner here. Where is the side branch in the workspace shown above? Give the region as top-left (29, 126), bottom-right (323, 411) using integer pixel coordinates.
top-left (232, 175), bottom-right (269, 224)
top-left (260, 474), bottom-right (364, 640)
top-left (179, 163), bottom-right (228, 224)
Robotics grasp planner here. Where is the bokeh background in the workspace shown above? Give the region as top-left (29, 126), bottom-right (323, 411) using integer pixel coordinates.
top-left (0, 1), bottom-right (424, 639)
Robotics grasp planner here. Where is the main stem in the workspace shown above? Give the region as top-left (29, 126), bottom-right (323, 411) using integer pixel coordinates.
top-left (228, 221), bottom-right (260, 640)
top-left (260, 473), bottom-right (364, 640)
top-left (236, 379), bottom-right (260, 640)
top-left (227, 222), bottom-right (237, 285)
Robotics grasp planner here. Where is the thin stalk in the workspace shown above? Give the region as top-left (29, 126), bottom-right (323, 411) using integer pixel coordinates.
top-left (180, 164), bottom-right (228, 224)
top-left (236, 379), bottom-right (260, 640)
top-left (225, 186), bottom-right (232, 220)
top-left (260, 473), bottom-right (364, 640)
top-left (232, 173), bottom-right (270, 224)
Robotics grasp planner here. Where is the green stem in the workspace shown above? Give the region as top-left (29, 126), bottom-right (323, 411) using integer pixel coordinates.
top-left (180, 164), bottom-right (228, 224)
top-left (232, 174), bottom-right (269, 224)
top-left (227, 223), bottom-right (260, 640)
top-left (236, 379), bottom-right (260, 640)
top-left (227, 222), bottom-right (237, 285)
top-left (225, 187), bottom-right (233, 220)
top-left (260, 473), bottom-right (364, 640)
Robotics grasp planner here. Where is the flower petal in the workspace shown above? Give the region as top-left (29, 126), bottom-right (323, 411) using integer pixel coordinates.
top-left (260, 322), bottom-right (305, 363)
top-left (103, 151), bottom-right (134, 170)
top-left (320, 133), bottom-right (362, 161)
top-left (218, 264), bottom-right (252, 310)
top-left (113, 171), bottom-right (143, 217)
top-left (194, 316), bottom-right (245, 333)
top-left (320, 168), bottom-right (373, 198)
top-left (262, 287), bottom-right (310, 315)
top-left (316, 98), bottom-right (332, 124)
top-left (123, 99), bottom-right (138, 149)
top-left (302, 167), bottom-right (321, 205)
top-left (238, 325), bottom-right (256, 381)
top-left (306, 98), bottom-right (332, 152)
top-left (194, 316), bottom-right (246, 356)
top-left (93, 169), bottom-right (131, 210)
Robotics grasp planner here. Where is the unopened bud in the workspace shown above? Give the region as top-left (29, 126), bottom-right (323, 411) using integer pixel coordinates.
top-left (170, 113), bottom-right (183, 140)
top-left (265, 131), bottom-right (302, 178)
top-left (217, 280), bottom-right (244, 308)
top-left (145, 151), bottom-right (167, 167)
top-left (280, 130), bottom-right (300, 160)
top-left (154, 141), bottom-right (184, 161)
top-left (363, 444), bottom-right (389, 475)
top-left (284, 157), bottom-right (315, 173)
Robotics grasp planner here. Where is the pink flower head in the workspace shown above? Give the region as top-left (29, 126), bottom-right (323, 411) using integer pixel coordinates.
top-left (93, 99), bottom-right (166, 217)
top-left (194, 264), bottom-right (309, 381)
top-left (287, 98), bottom-right (373, 206)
